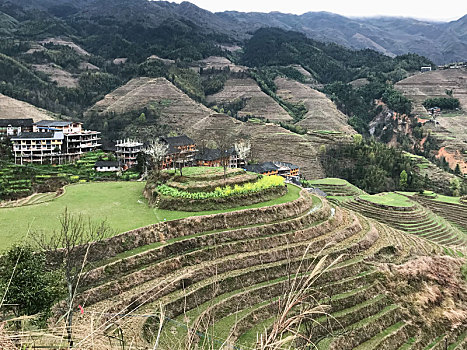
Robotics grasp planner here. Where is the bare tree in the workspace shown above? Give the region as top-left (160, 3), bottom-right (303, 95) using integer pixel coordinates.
top-left (32, 209), bottom-right (111, 348)
top-left (144, 139), bottom-right (169, 174)
top-left (234, 140), bottom-right (251, 166)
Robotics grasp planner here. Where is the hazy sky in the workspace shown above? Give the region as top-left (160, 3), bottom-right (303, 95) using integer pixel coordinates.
top-left (171, 0), bottom-right (467, 21)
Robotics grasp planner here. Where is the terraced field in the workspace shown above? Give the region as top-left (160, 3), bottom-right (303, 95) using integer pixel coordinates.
top-left (413, 195), bottom-right (467, 235)
top-left (395, 69), bottom-right (467, 115)
top-left (58, 188), bottom-right (466, 350)
top-left (206, 78), bottom-right (293, 122)
top-left (340, 194), bottom-right (467, 248)
top-left (274, 77), bottom-right (356, 134)
top-left (304, 178), bottom-right (366, 201)
top-left (0, 93), bottom-right (54, 122)
top-left (86, 77), bottom-right (213, 129)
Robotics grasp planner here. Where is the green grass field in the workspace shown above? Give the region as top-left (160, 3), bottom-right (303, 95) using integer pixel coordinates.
top-left (0, 182), bottom-right (302, 251)
top-left (359, 193), bottom-right (414, 207)
top-left (307, 178), bottom-right (349, 185)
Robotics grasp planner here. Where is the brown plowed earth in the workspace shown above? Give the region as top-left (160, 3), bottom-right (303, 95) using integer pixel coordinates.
top-left (206, 77), bottom-right (293, 122)
top-left (275, 77), bottom-right (356, 134)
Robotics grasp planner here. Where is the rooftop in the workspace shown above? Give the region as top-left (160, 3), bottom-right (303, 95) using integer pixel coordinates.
top-left (11, 132), bottom-right (63, 140)
top-left (245, 162), bottom-right (279, 174)
top-left (195, 147), bottom-right (236, 161)
top-left (116, 140), bottom-right (144, 148)
top-left (245, 161), bottom-right (299, 174)
top-left (95, 160), bottom-right (119, 168)
top-left (35, 120), bottom-right (77, 127)
top-left (0, 118), bottom-right (34, 127)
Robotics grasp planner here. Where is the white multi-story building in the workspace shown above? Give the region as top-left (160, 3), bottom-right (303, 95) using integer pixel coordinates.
top-left (34, 120), bottom-right (101, 161)
top-left (10, 120), bottom-right (101, 164)
top-left (11, 131), bottom-right (64, 165)
top-left (115, 139), bottom-right (144, 169)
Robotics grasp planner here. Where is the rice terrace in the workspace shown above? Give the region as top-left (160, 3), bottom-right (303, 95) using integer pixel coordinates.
top-left (1, 0), bottom-right (467, 349)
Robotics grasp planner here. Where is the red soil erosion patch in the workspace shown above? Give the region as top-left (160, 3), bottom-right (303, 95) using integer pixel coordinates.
top-left (379, 255), bottom-right (467, 329)
top-left (437, 147), bottom-right (467, 174)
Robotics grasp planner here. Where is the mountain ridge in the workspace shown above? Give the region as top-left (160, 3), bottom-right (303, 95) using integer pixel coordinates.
top-left (3, 0), bottom-right (466, 63)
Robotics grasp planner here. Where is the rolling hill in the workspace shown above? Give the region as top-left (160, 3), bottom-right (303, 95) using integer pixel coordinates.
top-left (86, 77), bottom-right (213, 130)
top-left (395, 69), bottom-right (467, 173)
top-left (274, 77), bottom-right (356, 133)
top-left (206, 77), bottom-right (293, 122)
top-left (0, 93), bottom-right (55, 121)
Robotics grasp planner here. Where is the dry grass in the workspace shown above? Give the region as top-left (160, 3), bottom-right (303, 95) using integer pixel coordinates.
top-left (0, 93), bottom-right (54, 121)
top-left (274, 77), bottom-right (355, 134)
top-left (206, 78), bottom-right (293, 122)
top-left (379, 255), bottom-right (467, 329)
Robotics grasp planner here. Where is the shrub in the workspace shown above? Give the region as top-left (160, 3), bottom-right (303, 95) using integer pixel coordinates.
top-left (157, 175), bottom-right (285, 199)
top-left (423, 97), bottom-right (460, 110)
top-left (0, 245), bottom-right (64, 319)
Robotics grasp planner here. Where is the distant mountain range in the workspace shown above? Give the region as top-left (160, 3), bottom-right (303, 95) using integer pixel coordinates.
top-left (6, 0), bottom-right (465, 64)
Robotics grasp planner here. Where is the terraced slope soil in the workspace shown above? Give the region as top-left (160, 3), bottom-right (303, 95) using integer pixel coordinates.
top-left (434, 119), bottom-right (467, 173)
top-left (32, 63), bottom-right (78, 88)
top-left (395, 69), bottom-right (467, 115)
top-left (196, 56), bottom-right (247, 73)
top-left (413, 195), bottom-right (467, 235)
top-left (206, 78), bottom-right (293, 122)
top-left (86, 77), bottom-right (213, 129)
top-left (0, 93), bottom-right (55, 121)
top-left (395, 69), bottom-right (467, 174)
top-left (341, 195), bottom-right (467, 248)
top-left (61, 189), bottom-right (466, 350)
top-left (275, 77), bottom-right (356, 134)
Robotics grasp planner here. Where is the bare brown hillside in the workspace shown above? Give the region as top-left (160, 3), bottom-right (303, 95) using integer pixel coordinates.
top-left (86, 77), bottom-right (213, 129)
top-left (395, 69), bottom-right (467, 116)
top-left (190, 113), bottom-right (351, 178)
top-left (0, 94), bottom-right (54, 121)
top-left (197, 56), bottom-right (247, 73)
top-left (38, 38), bottom-right (91, 56)
top-left (32, 63), bottom-right (78, 88)
top-left (275, 77), bottom-right (356, 134)
top-left (206, 78), bottom-right (293, 122)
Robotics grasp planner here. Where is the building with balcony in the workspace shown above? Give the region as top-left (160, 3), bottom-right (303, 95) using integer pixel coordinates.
top-left (0, 119), bottom-right (34, 138)
top-left (34, 120), bottom-right (101, 161)
top-left (195, 147), bottom-right (244, 168)
top-left (115, 139), bottom-right (144, 169)
top-left (245, 161), bottom-right (300, 179)
top-left (11, 132), bottom-right (64, 165)
top-left (161, 135), bottom-right (197, 169)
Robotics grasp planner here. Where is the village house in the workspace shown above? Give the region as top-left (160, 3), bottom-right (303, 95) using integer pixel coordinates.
top-left (115, 139), bottom-right (144, 169)
top-left (94, 160), bottom-right (120, 172)
top-left (195, 147), bottom-right (244, 168)
top-left (245, 161), bottom-right (300, 179)
top-left (160, 135), bottom-right (197, 169)
top-left (0, 119), bottom-right (34, 139)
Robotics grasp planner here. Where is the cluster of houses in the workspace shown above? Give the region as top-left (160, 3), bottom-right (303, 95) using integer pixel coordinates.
top-left (1, 118), bottom-right (101, 165)
top-left (1, 118), bottom-right (300, 179)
